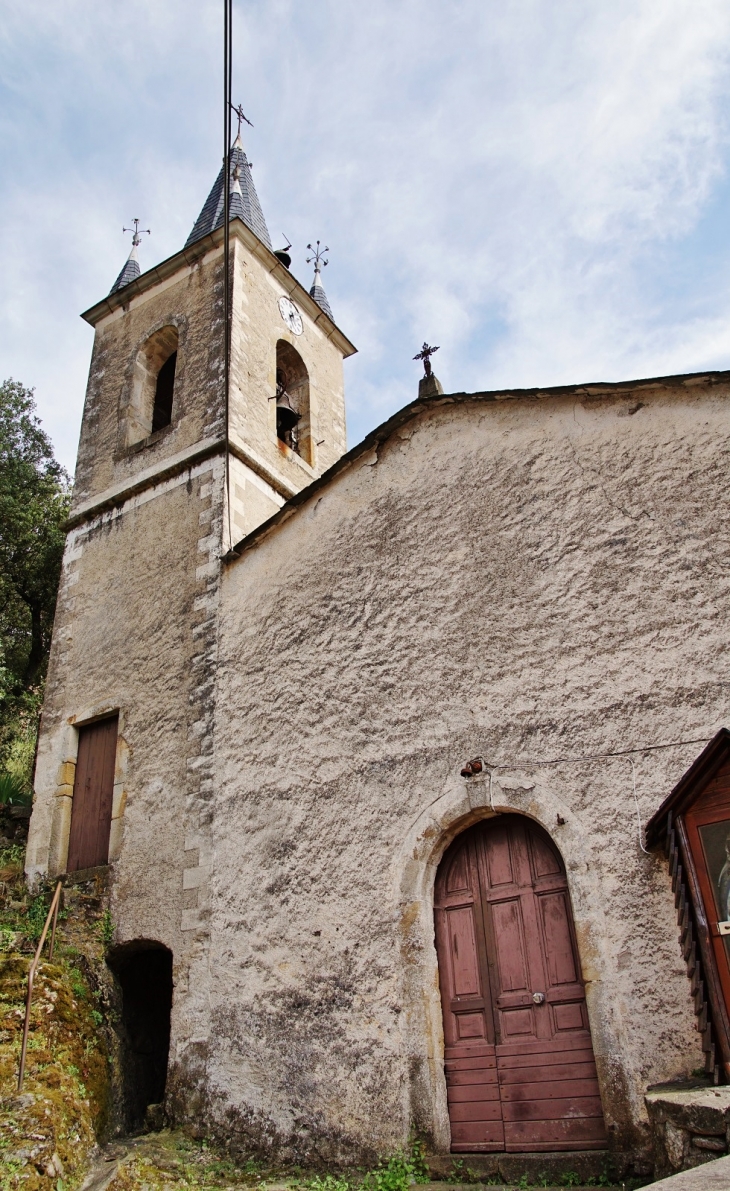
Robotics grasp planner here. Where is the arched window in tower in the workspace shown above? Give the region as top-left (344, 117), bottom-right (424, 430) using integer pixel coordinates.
top-left (152, 351), bottom-right (177, 432)
top-left (275, 341), bottom-right (311, 463)
top-left (126, 326), bottom-right (179, 446)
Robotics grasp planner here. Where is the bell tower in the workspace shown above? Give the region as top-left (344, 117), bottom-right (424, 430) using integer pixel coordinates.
top-left (26, 129), bottom-right (356, 1118)
top-left (71, 128), bottom-right (355, 550)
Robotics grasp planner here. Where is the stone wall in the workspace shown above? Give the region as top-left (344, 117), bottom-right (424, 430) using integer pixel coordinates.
top-left (70, 222), bottom-right (351, 540)
top-left (27, 216), bottom-right (356, 1134)
top-left (209, 374), bottom-right (730, 1165)
top-left (72, 244), bottom-right (226, 512)
top-left (27, 455), bottom-right (225, 1118)
top-left (646, 1086), bottom-right (730, 1178)
top-left (228, 235), bottom-right (349, 496)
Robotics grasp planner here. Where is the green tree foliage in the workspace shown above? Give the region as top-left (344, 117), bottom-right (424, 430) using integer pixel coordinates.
top-left (0, 379), bottom-right (70, 790)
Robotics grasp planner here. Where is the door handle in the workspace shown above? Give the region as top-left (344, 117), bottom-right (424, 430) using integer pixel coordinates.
top-left (532, 992), bottom-right (546, 1005)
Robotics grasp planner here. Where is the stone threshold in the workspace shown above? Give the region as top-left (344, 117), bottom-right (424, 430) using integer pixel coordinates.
top-left (426, 1152), bottom-right (632, 1185)
top-left (418, 1183), bottom-right (629, 1191)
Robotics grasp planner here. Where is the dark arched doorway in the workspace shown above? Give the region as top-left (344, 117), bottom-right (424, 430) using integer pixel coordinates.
top-left (107, 942), bottom-right (173, 1132)
top-left (434, 815), bottom-right (606, 1153)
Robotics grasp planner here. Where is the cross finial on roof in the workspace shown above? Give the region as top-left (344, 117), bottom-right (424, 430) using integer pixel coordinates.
top-left (123, 218), bottom-right (150, 248)
top-left (413, 342), bottom-right (439, 378)
top-left (110, 220), bottom-right (150, 294)
top-left (307, 241), bottom-right (334, 321)
top-left (231, 102), bottom-right (253, 139)
top-left (307, 241), bottom-right (329, 272)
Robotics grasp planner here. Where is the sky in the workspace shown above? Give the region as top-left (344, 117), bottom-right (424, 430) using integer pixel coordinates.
top-left (2, 0), bottom-right (730, 471)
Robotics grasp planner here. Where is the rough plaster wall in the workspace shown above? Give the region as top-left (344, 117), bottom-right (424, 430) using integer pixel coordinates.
top-left (29, 458), bottom-right (225, 1115)
top-left (228, 237), bottom-right (348, 486)
top-left (73, 249), bottom-right (225, 509)
top-left (211, 383), bottom-right (730, 1162)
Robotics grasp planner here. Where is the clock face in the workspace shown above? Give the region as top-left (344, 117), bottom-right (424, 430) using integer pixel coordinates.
top-left (278, 296), bottom-right (303, 336)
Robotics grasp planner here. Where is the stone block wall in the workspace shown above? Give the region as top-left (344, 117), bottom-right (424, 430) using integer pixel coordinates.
top-left (646, 1086), bottom-right (730, 1178)
top-left (27, 454), bottom-right (226, 1120)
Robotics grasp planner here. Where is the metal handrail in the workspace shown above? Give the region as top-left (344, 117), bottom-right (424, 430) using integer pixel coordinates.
top-left (18, 880), bottom-right (63, 1091)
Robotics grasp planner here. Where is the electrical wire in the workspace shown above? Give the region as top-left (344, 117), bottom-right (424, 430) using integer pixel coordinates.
top-left (480, 735), bottom-right (710, 771)
top-left (470, 737), bottom-right (707, 856)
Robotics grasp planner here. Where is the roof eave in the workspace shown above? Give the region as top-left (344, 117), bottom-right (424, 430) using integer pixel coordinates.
top-left (224, 365), bottom-right (730, 565)
top-left (81, 219), bottom-right (357, 359)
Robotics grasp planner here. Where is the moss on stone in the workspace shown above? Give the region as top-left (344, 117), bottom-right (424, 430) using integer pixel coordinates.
top-left (0, 848), bottom-right (112, 1189)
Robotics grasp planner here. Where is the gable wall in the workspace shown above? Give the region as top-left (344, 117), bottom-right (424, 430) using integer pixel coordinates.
top-left (210, 378), bottom-right (730, 1162)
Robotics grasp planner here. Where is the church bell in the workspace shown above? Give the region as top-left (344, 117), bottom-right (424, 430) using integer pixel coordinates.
top-left (276, 388), bottom-right (300, 432)
top-left (275, 372), bottom-right (301, 447)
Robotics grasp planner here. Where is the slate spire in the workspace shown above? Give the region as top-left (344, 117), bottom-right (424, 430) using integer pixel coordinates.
top-left (110, 219), bottom-right (150, 295)
top-left (306, 241), bottom-right (334, 321)
top-left (185, 133), bottom-right (272, 250)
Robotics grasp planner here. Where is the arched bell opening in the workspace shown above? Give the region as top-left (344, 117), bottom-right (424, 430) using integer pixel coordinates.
top-left (152, 350), bottom-right (177, 432)
top-left (274, 340), bottom-right (311, 463)
top-left (434, 813), bottom-right (607, 1154)
top-left (127, 325), bottom-right (179, 446)
top-left (106, 940), bottom-right (173, 1132)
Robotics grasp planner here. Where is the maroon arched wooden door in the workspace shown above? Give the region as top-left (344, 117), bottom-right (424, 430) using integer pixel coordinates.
top-left (434, 815), bottom-right (607, 1152)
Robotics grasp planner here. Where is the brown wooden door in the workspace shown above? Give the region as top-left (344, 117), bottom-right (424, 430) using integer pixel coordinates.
top-left (67, 716), bottom-right (118, 872)
top-left (435, 815), bottom-right (607, 1153)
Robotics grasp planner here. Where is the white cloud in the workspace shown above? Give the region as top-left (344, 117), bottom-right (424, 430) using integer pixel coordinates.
top-left (1, 0), bottom-right (729, 467)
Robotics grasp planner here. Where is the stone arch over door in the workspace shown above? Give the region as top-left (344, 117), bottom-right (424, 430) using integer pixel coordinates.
top-left (434, 814), bottom-right (607, 1153)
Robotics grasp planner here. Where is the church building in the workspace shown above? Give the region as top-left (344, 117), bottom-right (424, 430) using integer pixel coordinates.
top-left (25, 127), bottom-right (730, 1179)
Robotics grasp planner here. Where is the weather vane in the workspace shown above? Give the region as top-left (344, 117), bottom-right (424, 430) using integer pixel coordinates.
top-left (413, 342), bottom-right (439, 378)
top-left (231, 102), bottom-right (253, 137)
top-left (123, 218), bottom-right (150, 247)
top-left (307, 241), bottom-right (329, 270)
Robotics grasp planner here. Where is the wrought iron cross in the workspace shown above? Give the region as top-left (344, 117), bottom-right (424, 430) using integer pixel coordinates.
top-left (413, 342), bottom-right (439, 377)
top-left (231, 102), bottom-right (253, 136)
top-left (123, 218), bottom-right (150, 247)
top-left (307, 241), bottom-right (329, 270)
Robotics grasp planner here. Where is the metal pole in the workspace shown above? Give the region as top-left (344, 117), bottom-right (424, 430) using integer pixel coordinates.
top-left (18, 881), bottom-right (63, 1091)
top-left (48, 892), bottom-right (60, 961)
top-left (223, 0), bottom-right (233, 551)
